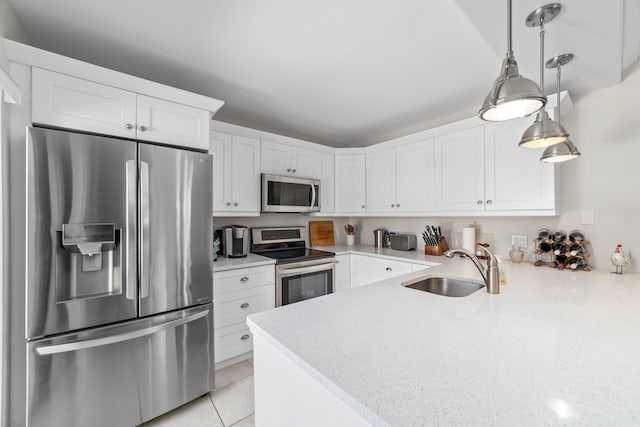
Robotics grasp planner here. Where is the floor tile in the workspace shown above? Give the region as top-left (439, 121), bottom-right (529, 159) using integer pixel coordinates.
top-left (215, 360), bottom-right (253, 389)
top-left (210, 376), bottom-right (254, 426)
top-left (229, 414), bottom-right (255, 427)
top-left (144, 395), bottom-right (224, 427)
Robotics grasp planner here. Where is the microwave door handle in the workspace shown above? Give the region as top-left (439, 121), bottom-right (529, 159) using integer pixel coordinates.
top-left (310, 183), bottom-right (316, 209)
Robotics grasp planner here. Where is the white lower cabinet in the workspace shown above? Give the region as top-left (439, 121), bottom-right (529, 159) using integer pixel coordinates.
top-left (350, 255), bottom-right (413, 288)
top-left (334, 254), bottom-right (351, 292)
top-left (213, 264), bottom-right (275, 365)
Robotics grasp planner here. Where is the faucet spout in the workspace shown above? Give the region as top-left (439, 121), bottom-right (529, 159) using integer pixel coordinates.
top-left (444, 245), bottom-right (500, 294)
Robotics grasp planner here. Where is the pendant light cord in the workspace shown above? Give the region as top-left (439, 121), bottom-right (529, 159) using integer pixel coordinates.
top-left (507, 0), bottom-right (514, 58)
top-left (556, 64), bottom-right (561, 121)
top-left (539, 19), bottom-right (545, 89)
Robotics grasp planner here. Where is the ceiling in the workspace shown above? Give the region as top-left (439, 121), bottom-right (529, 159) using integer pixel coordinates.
top-left (7, 0), bottom-right (638, 147)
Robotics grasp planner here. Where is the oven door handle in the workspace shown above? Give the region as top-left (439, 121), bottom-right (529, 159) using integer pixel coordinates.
top-left (279, 262), bottom-right (335, 277)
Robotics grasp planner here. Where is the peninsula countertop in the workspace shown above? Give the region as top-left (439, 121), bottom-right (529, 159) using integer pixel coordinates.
top-left (248, 253), bottom-right (640, 426)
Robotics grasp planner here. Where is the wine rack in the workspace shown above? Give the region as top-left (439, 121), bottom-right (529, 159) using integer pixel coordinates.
top-left (533, 229), bottom-right (591, 271)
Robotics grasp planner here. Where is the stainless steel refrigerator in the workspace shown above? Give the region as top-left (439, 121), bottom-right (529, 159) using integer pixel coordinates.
top-left (24, 127), bottom-right (214, 427)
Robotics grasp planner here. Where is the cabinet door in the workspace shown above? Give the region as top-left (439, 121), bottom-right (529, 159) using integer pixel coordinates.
top-left (210, 131), bottom-right (232, 212)
top-left (136, 95), bottom-right (210, 150)
top-left (350, 255), bottom-right (412, 288)
top-left (396, 139), bottom-right (435, 212)
top-left (231, 135), bottom-right (261, 212)
top-left (320, 154), bottom-right (335, 213)
top-left (261, 140), bottom-right (291, 175)
top-left (334, 254), bottom-right (351, 292)
top-left (335, 155), bottom-right (366, 213)
top-left (32, 67), bottom-right (137, 138)
top-left (291, 148), bottom-right (320, 179)
top-left (484, 117), bottom-right (556, 211)
top-left (434, 127), bottom-right (485, 211)
top-left (366, 149), bottom-right (397, 213)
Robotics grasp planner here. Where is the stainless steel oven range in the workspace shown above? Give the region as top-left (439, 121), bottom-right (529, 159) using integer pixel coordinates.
top-left (251, 226), bottom-right (335, 306)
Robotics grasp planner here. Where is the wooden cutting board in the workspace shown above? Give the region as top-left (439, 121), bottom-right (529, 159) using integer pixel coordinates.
top-left (309, 221), bottom-right (335, 246)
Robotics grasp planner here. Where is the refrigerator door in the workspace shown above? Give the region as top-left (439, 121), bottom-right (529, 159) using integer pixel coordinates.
top-left (27, 303), bottom-right (214, 427)
top-left (26, 127), bottom-right (138, 339)
top-left (139, 143), bottom-right (213, 316)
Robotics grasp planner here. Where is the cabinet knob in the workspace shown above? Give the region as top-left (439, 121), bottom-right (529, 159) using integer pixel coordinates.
top-left (240, 302), bottom-right (249, 309)
top-left (240, 334), bottom-right (250, 341)
top-left (226, 202), bottom-right (231, 206)
top-left (396, 203), bottom-right (400, 208)
top-left (240, 276), bottom-right (249, 282)
top-left (139, 125), bottom-right (148, 132)
top-left (477, 200), bottom-right (483, 205)
top-left (335, 260), bottom-right (340, 264)
top-left (125, 123), bottom-right (134, 130)
top-left (234, 202), bottom-right (238, 207)
top-left (292, 169), bottom-right (296, 173)
top-left (286, 168), bottom-right (291, 173)
top-left (385, 267), bottom-right (392, 271)
top-left (486, 200), bottom-right (493, 205)
top-left (361, 205), bottom-right (365, 209)
top-left (391, 204), bottom-right (395, 208)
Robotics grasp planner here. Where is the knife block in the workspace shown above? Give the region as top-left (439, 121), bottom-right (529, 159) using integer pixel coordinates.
top-left (424, 237), bottom-right (449, 256)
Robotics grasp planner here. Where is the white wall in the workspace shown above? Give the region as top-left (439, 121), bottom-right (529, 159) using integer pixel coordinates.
top-left (354, 61), bottom-right (640, 272)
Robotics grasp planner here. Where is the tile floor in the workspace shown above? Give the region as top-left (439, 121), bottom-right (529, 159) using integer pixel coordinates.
top-left (142, 358), bottom-right (255, 427)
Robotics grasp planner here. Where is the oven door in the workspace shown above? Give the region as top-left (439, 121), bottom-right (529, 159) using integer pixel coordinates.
top-left (262, 174), bottom-right (320, 213)
top-left (276, 259), bottom-right (335, 306)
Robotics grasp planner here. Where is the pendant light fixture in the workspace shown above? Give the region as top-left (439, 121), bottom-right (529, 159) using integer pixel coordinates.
top-left (519, 3), bottom-right (569, 148)
top-left (540, 53), bottom-right (581, 163)
top-left (479, 0), bottom-right (547, 121)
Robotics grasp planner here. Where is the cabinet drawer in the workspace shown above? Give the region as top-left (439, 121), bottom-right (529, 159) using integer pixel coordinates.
top-left (215, 285), bottom-right (274, 329)
top-left (214, 322), bottom-right (253, 363)
top-left (214, 265), bottom-right (275, 295)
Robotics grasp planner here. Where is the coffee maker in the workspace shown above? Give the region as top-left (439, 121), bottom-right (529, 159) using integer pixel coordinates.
top-left (217, 225), bottom-right (249, 258)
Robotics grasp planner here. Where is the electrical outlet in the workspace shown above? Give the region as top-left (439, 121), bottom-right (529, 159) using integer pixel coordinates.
top-left (512, 235), bottom-right (528, 248)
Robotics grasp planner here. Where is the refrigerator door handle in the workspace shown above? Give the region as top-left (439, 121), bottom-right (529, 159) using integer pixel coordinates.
top-left (140, 160), bottom-right (150, 299)
top-left (125, 160), bottom-right (137, 300)
top-left (35, 308), bottom-right (209, 356)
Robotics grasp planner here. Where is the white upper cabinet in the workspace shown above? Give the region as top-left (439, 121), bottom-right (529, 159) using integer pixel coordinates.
top-left (434, 127), bottom-right (485, 211)
top-left (484, 116), bottom-right (556, 211)
top-left (319, 155), bottom-right (335, 213)
top-left (335, 154), bottom-right (366, 213)
top-left (396, 139), bottom-right (436, 213)
top-left (366, 149), bottom-right (397, 213)
top-left (136, 95), bottom-right (209, 150)
top-left (211, 131), bottom-right (261, 215)
top-left (32, 67), bottom-right (137, 139)
top-left (32, 68), bottom-right (211, 150)
top-left (366, 140), bottom-right (436, 214)
top-left (261, 140), bottom-right (320, 179)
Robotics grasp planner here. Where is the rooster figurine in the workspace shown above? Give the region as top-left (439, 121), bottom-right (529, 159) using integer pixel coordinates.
top-left (611, 244), bottom-right (632, 274)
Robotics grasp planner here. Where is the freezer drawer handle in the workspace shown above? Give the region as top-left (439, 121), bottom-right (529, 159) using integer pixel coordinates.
top-left (34, 308), bottom-right (209, 356)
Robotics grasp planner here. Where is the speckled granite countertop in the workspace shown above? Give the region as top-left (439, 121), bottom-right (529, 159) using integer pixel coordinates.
top-left (248, 253), bottom-right (640, 426)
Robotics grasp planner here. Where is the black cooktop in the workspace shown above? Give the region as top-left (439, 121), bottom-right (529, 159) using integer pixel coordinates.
top-left (253, 247), bottom-right (334, 264)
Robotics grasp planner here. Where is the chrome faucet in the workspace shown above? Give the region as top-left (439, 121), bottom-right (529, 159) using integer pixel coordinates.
top-left (444, 244), bottom-right (500, 294)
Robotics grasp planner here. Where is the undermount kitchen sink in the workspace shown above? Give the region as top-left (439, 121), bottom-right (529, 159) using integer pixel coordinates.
top-left (403, 276), bottom-right (484, 297)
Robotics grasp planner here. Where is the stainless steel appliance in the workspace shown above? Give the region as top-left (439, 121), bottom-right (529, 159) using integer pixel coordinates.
top-left (390, 233), bottom-right (417, 251)
top-left (220, 225), bottom-right (249, 257)
top-left (23, 127), bottom-right (214, 427)
top-left (251, 226), bottom-right (334, 306)
top-left (373, 228), bottom-right (391, 248)
top-left (261, 174), bottom-right (320, 213)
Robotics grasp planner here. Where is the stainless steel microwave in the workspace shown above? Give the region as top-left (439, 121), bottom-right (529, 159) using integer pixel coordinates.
top-left (261, 174), bottom-right (320, 213)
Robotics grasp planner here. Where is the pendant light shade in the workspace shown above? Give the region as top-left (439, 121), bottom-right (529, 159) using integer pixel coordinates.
top-left (540, 138), bottom-right (580, 162)
top-left (518, 109), bottom-right (569, 148)
top-left (519, 3), bottom-right (567, 148)
top-left (479, 0), bottom-right (547, 121)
